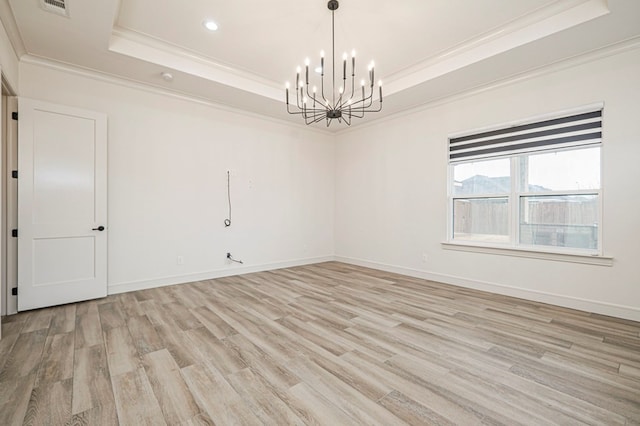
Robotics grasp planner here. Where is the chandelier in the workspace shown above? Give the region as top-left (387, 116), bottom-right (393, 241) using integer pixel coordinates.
top-left (285, 0), bottom-right (382, 127)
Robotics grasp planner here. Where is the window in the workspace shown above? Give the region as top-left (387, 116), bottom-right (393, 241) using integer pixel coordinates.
top-left (448, 107), bottom-right (602, 254)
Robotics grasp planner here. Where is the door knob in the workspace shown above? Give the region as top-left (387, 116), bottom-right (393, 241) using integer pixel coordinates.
top-left (92, 226), bottom-right (105, 231)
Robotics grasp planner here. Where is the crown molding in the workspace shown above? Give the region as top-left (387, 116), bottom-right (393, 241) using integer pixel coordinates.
top-left (0, 0), bottom-right (26, 58)
top-left (109, 27), bottom-right (282, 102)
top-left (20, 54), bottom-right (333, 136)
top-left (384, 0), bottom-right (609, 97)
top-left (336, 36), bottom-right (640, 136)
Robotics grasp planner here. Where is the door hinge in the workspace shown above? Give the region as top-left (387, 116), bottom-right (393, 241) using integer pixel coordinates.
top-left (11, 170), bottom-right (18, 179)
top-left (11, 112), bottom-right (18, 121)
top-left (11, 287), bottom-right (17, 296)
top-left (11, 229), bottom-right (18, 238)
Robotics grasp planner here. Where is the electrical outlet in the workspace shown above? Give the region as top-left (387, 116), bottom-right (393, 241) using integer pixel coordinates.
top-left (177, 256), bottom-right (184, 265)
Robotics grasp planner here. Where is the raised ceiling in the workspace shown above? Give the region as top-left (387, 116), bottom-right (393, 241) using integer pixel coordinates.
top-left (3, 0), bottom-right (640, 130)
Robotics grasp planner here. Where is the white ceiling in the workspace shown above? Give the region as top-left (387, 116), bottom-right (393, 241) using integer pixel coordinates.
top-left (3, 0), bottom-right (640, 130)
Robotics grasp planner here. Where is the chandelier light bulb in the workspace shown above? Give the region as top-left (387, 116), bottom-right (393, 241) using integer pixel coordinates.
top-left (286, 82), bottom-right (290, 89)
top-left (313, 86), bottom-right (317, 93)
top-left (305, 58), bottom-right (310, 66)
top-left (321, 50), bottom-right (325, 58)
top-left (351, 49), bottom-right (356, 57)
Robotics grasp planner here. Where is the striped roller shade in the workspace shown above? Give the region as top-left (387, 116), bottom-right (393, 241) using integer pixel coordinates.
top-left (449, 108), bottom-right (602, 163)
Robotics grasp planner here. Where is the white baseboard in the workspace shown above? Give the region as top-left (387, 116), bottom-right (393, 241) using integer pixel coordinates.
top-left (108, 253), bottom-right (640, 322)
top-left (335, 256), bottom-right (640, 322)
top-left (108, 255), bottom-right (335, 295)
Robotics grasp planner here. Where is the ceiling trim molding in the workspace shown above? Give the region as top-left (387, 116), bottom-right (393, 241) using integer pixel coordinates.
top-left (384, 0), bottom-right (610, 97)
top-left (335, 36), bottom-right (640, 136)
top-left (19, 54), bottom-right (333, 136)
top-left (110, 27), bottom-right (283, 102)
top-left (0, 0), bottom-right (26, 58)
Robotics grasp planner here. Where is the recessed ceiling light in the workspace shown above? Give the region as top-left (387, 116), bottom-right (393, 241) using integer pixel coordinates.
top-left (203, 20), bottom-right (218, 31)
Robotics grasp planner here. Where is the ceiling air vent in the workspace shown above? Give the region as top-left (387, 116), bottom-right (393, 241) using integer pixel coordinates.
top-left (40, 0), bottom-right (70, 17)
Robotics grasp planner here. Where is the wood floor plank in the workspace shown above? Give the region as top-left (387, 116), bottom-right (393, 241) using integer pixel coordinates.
top-left (184, 327), bottom-right (247, 375)
top-left (126, 314), bottom-right (164, 356)
top-left (226, 367), bottom-right (306, 425)
top-left (142, 349), bottom-right (200, 424)
top-left (72, 345), bottom-right (115, 417)
top-left (98, 301), bottom-right (126, 331)
top-left (285, 381), bottom-right (358, 425)
top-left (285, 355), bottom-right (406, 425)
top-left (163, 302), bottom-right (203, 331)
top-left (379, 390), bottom-right (456, 426)
top-left (0, 372), bottom-right (37, 425)
top-left (223, 332), bottom-right (301, 391)
top-left (111, 367), bottom-right (166, 425)
top-left (181, 362), bottom-right (262, 425)
top-left (0, 329), bottom-right (48, 381)
top-left (154, 319), bottom-right (201, 369)
top-left (180, 412), bottom-right (215, 425)
top-left (35, 332), bottom-right (74, 386)
top-left (74, 301), bottom-right (103, 349)
top-left (190, 305), bottom-right (238, 339)
top-left (21, 308), bottom-right (53, 334)
top-left (621, 363), bottom-right (640, 379)
top-left (49, 304), bottom-right (77, 335)
top-left (1, 261), bottom-right (638, 424)
top-left (104, 326), bottom-right (140, 377)
top-left (69, 405), bottom-right (119, 426)
top-left (23, 378), bottom-right (72, 426)
top-left (0, 323), bottom-right (22, 372)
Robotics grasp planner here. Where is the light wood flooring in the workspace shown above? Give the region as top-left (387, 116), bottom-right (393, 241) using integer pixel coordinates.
top-left (1, 262), bottom-right (639, 425)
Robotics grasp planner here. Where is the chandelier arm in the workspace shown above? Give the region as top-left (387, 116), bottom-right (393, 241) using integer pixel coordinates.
top-left (306, 82), bottom-right (328, 109)
top-left (296, 86), bottom-right (305, 110)
top-left (287, 104), bottom-right (307, 115)
top-left (348, 88), bottom-right (373, 109)
top-left (342, 108), bottom-right (352, 125)
top-left (348, 74), bottom-right (356, 104)
top-left (320, 72), bottom-right (330, 108)
top-left (308, 113), bottom-right (326, 125)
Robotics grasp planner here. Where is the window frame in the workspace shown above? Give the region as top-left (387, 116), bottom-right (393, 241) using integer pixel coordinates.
top-left (445, 105), bottom-right (607, 261)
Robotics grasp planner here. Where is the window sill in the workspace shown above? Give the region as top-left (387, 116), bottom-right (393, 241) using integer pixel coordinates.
top-left (441, 242), bottom-right (613, 266)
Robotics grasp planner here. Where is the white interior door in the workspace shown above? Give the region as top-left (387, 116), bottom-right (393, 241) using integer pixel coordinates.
top-left (18, 98), bottom-right (107, 311)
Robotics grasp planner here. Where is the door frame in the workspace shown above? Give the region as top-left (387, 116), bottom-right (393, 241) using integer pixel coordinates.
top-left (2, 78), bottom-right (17, 316)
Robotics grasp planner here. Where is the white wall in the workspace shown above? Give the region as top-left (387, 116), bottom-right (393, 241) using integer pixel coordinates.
top-left (335, 44), bottom-right (640, 321)
top-left (15, 43), bottom-right (640, 321)
top-left (19, 61), bottom-right (335, 293)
